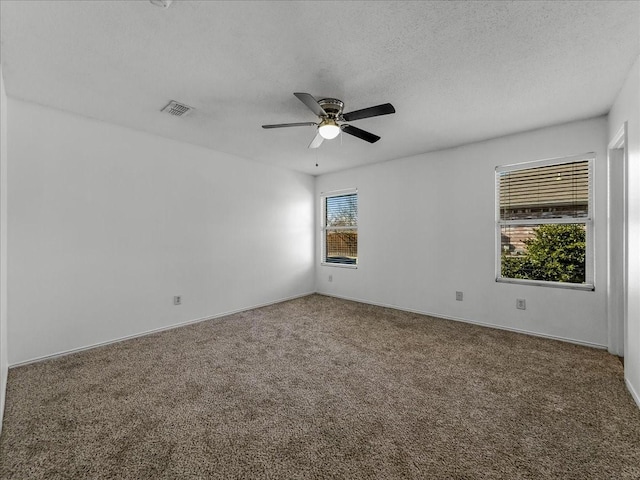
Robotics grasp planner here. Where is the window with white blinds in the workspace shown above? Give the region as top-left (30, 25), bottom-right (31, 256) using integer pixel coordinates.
top-left (496, 154), bottom-right (594, 289)
top-left (322, 190), bottom-right (358, 266)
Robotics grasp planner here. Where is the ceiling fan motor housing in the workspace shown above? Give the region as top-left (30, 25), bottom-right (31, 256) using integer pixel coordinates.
top-left (318, 98), bottom-right (344, 119)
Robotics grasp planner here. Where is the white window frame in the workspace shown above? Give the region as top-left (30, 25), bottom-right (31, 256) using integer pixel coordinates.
top-left (321, 188), bottom-right (358, 268)
top-left (495, 153), bottom-right (595, 291)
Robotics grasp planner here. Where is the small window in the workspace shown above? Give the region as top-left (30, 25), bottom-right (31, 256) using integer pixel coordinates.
top-left (322, 189), bottom-right (358, 266)
top-left (496, 154), bottom-right (594, 290)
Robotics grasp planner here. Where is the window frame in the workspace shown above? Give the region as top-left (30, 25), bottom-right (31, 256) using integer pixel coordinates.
top-left (321, 188), bottom-right (358, 268)
top-left (495, 153), bottom-right (595, 291)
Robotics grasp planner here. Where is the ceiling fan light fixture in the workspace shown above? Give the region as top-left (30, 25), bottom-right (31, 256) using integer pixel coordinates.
top-left (318, 119), bottom-right (340, 139)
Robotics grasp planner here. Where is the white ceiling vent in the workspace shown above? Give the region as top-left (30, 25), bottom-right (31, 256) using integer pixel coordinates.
top-left (161, 100), bottom-right (194, 117)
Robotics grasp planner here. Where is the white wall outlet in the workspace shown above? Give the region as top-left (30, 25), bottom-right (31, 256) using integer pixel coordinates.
top-left (516, 298), bottom-right (526, 310)
top-left (174, 295), bottom-right (182, 306)
top-left (456, 291), bottom-right (463, 301)
top-left (328, 275), bottom-right (333, 282)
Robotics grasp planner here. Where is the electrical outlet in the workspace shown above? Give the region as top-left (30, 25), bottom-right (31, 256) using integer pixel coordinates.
top-left (516, 298), bottom-right (526, 310)
top-left (328, 275), bottom-right (333, 282)
top-left (174, 295), bottom-right (182, 306)
top-left (456, 291), bottom-right (463, 301)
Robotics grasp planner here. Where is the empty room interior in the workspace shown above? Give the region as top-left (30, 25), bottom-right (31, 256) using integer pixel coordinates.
top-left (0, 0), bottom-right (639, 478)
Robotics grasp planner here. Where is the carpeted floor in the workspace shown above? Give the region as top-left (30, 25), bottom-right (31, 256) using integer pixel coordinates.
top-left (1, 294), bottom-right (639, 479)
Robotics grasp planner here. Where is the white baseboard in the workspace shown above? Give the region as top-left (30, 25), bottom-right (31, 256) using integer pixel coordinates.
top-left (317, 292), bottom-right (608, 350)
top-left (10, 290), bottom-right (632, 412)
top-left (9, 290), bottom-right (610, 368)
top-left (0, 362), bottom-right (7, 436)
top-left (626, 378), bottom-right (640, 409)
top-left (9, 291), bottom-right (315, 368)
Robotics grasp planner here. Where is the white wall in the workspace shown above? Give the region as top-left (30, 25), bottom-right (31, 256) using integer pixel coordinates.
top-left (609, 55), bottom-right (640, 407)
top-left (316, 117), bottom-right (609, 347)
top-left (7, 99), bottom-right (315, 365)
top-left (0, 65), bottom-right (9, 431)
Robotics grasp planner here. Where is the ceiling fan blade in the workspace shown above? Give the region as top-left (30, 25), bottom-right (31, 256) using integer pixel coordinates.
top-left (294, 92), bottom-right (327, 117)
top-left (341, 124), bottom-right (381, 143)
top-left (342, 103), bottom-right (395, 122)
top-left (262, 122), bottom-right (317, 129)
top-left (308, 132), bottom-right (324, 149)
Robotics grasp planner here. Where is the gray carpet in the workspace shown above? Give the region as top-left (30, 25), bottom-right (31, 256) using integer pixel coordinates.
top-left (1, 294), bottom-right (639, 479)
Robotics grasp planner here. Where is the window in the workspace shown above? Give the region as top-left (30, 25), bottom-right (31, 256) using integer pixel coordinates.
top-left (322, 189), bottom-right (358, 266)
top-left (496, 154), bottom-right (594, 289)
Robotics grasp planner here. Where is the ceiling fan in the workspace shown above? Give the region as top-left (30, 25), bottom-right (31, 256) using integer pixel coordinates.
top-left (262, 93), bottom-right (395, 149)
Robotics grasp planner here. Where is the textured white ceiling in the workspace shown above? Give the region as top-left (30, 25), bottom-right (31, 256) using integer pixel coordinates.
top-left (1, 0), bottom-right (638, 175)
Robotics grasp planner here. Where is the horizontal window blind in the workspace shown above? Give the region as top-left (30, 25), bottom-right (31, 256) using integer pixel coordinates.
top-left (326, 194), bottom-right (357, 228)
top-left (499, 160), bottom-right (589, 221)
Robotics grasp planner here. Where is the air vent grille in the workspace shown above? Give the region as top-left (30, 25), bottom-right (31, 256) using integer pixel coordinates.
top-left (161, 100), bottom-right (194, 117)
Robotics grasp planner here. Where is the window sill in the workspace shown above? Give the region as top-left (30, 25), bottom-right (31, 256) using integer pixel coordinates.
top-left (321, 263), bottom-right (358, 269)
top-left (496, 277), bottom-right (594, 291)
